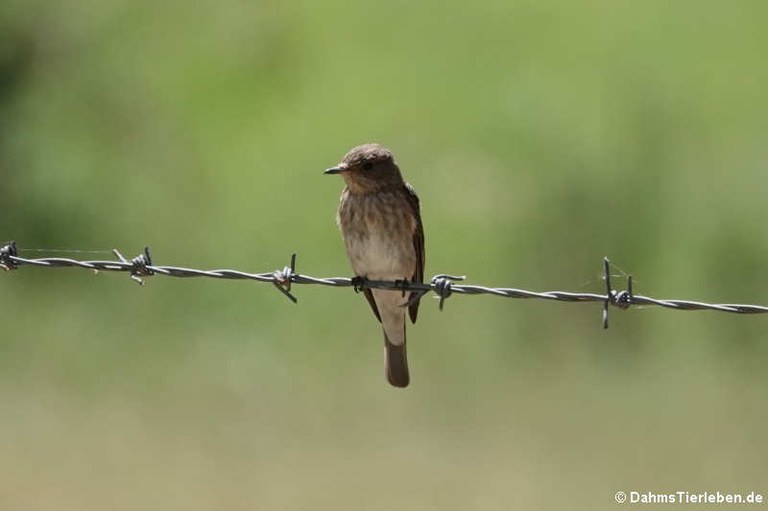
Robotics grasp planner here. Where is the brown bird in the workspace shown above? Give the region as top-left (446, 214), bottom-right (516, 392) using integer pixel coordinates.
top-left (325, 143), bottom-right (424, 388)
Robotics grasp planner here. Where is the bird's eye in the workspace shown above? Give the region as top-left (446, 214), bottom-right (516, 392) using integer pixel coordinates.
top-left (362, 160), bottom-right (374, 171)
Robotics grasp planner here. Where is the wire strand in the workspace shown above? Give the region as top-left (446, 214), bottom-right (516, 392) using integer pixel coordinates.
top-left (2, 241), bottom-right (767, 327)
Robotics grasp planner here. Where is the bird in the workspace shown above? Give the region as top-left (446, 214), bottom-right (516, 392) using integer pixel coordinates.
top-left (325, 143), bottom-right (424, 388)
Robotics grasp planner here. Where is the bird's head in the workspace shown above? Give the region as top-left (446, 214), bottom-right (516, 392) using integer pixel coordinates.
top-left (324, 143), bottom-right (404, 193)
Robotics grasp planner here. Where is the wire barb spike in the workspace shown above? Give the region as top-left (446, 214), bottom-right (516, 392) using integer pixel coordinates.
top-left (272, 253), bottom-right (298, 304)
top-left (603, 257), bottom-right (612, 329)
top-left (112, 246), bottom-right (154, 285)
top-left (0, 241), bottom-right (19, 271)
top-left (431, 274), bottom-right (465, 311)
top-left (603, 257), bottom-right (634, 329)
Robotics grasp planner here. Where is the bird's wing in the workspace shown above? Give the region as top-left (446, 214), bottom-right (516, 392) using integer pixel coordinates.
top-left (404, 183), bottom-right (425, 324)
top-left (363, 288), bottom-right (382, 323)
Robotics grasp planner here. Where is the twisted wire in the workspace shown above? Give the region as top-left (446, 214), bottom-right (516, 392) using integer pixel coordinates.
top-left (2, 241), bottom-right (767, 328)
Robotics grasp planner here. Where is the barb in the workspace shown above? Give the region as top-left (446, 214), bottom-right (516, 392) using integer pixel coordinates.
top-left (0, 241), bottom-right (19, 270)
top-left (2, 241), bottom-right (768, 328)
top-left (113, 246), bottom-right (154, 285)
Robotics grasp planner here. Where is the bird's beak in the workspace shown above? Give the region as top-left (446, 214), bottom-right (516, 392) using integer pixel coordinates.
top-left (324, 164), bottom-right (347, 175)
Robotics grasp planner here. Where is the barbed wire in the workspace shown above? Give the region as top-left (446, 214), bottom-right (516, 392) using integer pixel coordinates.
top-left (2, 240), bottom-right (767, 329)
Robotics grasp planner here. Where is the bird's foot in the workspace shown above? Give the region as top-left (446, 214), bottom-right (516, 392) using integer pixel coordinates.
top-left (351, 276), bottom-right (369, 293)
top-left (394, 279), bottom-right (411, 297)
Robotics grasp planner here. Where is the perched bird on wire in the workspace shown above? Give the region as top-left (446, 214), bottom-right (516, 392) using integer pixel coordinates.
top-left (325, 143), bottom-right (425, 388)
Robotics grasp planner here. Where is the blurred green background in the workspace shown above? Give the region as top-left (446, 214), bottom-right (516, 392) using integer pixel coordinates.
top-left (2, 0), bottom-right (767, 509)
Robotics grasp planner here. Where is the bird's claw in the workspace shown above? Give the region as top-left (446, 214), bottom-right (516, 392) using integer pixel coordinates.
top-left (351, 276), bottom-right (368, 293)
top-left (394, 279), bottom-right (410, 297)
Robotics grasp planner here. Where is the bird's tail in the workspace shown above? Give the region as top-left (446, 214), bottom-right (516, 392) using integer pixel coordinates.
top-left (384, 331), bottom-right (410, 388)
